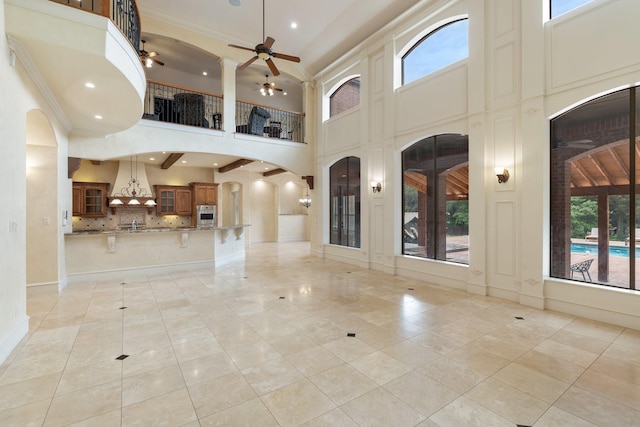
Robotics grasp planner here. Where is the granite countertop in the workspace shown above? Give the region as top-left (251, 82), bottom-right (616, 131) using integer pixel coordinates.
top-left (67, 224), bottom-right (250, 235)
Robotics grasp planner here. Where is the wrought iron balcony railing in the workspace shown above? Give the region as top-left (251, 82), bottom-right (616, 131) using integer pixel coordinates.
top-left (143, 80), bottom-right (223, 130)
top-left (235, 100), bottom-right (304, 143)
top-left (142, 81), bottom-right (305, 143)
top-left (50, 0), bottom-right (140, 54)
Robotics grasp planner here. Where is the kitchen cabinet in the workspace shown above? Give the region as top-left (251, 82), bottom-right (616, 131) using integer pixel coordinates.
top-left (191, 182), bottom-right (218, 205)
top-left (155, 185), bottom-right (192, 215)
top-left (72, 182), bottom-right (109, 217)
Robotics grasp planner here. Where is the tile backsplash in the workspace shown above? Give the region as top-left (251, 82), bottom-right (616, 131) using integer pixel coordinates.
top-left (72, 208), bottom-right (191, 231)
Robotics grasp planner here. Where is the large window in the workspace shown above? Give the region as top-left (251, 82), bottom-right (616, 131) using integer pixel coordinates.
top-left (402, 134), bottom-right (469, 264)
top-left (402, 18), bottom-right (468, 85)
top-left (550, 87), bottom-right (639, 290)
top-left (329, 77), bottom-right (360, 117)
top-left (550, 0), bottom-right (593, 18)
top-left (330, 157), bottom-right (361, 247)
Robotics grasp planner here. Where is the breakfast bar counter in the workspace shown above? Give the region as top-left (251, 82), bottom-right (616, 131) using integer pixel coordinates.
top-left (65, 225), bottom-right (249, 283)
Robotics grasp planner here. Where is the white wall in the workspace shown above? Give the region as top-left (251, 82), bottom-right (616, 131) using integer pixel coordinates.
top-left (314, 0), bottom-right (640, 329)
top-left (0, 2), bottom-right (72, 362)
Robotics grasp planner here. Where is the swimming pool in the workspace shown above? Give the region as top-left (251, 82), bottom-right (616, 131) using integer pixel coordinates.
top-left (571, 243), bottom-right (630, 258)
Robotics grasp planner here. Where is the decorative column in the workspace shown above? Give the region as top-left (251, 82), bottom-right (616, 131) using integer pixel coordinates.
top-left (219, 57), bottom-right (238, 133)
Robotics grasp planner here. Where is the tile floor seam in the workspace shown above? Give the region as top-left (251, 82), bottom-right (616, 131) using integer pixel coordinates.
top-left (40, 280), bottom-right (105, 427)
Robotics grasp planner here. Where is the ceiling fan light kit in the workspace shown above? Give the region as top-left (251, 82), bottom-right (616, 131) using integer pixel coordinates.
top-left (228, 0), bottom-right (300, 76)
top-left (139, 40), bottom-right (164, 68)
top-left (258, 74), bottom-right (283, 96)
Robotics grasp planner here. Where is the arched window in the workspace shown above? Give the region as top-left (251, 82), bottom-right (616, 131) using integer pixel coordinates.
top-left (402, 18), bottom-right (468, 85)
top-left (330, 77), bottom-right (360, 117)
top-left (330, 157), bottom-right (361, 247)
top-left (550, 0), bottom-right (592, 18)
top-left (402, 134), bottom-right (469, 264)
top-left (550, 87), bottom-right (639, 290)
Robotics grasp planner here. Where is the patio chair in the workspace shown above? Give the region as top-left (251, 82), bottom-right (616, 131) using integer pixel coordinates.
top-left (570, 258), bottom-right (593, 281)
top-left (624, 228), bottom-right (640, 246)
top-left (585, 228), bottom-right (598, 241)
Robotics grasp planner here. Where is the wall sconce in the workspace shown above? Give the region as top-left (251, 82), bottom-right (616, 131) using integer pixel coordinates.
top-left (371, 181), bottom-right (382, 193)
top-left (494, 167), bottom-right (510, 184)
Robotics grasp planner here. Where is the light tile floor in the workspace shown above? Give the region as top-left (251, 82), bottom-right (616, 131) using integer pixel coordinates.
top-left (1, 242), bottom-right (640, 426)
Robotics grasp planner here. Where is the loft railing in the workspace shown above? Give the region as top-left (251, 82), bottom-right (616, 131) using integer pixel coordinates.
top-left (235, 100), bottom-right (304, 143)
top-left (49, 0), bottom-right (140, 54)
top-left (142, 81), bottom-right (305, 142)
top-left (143, 80), bottom-right (224, 130)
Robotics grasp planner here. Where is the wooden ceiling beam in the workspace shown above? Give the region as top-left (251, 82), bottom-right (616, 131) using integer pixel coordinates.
top-left (263, 168), bottom-right (286, 177)
top-left (219, 158), bottom-right (254, 173)
top-left (161, 153), bottom-right (184, 169)
top-left (608, 147), bottom-right (629, 183)
top-left (587, 155), bottom-right (613, 186)
top-left (574, 161), bottom-right (597, 187)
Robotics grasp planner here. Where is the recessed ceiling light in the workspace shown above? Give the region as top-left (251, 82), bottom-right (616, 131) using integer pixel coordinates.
top-left (181, 160), bottom-right (187, 163)
top-left (283, 92), bottom-right (288, 96)
top-left (85, 82), bottom-right (95, 88)
top-left (213, 163), bottom-right (218, 166)
top-left (229, 0), bottom-right (241, 6)
top-left (149, 157), bottom-right (155, 161)
top-left (94, 115), bottom-right (102, 120)
top-left (202, 71), bottom-right (208, 76)
top-left (291, 22), bottom-right (298, 29)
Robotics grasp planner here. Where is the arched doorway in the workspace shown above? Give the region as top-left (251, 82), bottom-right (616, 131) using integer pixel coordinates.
top-left (26, 109), bottom-right (59, 286)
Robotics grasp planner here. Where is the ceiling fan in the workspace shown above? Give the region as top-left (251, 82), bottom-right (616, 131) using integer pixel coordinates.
top-left (257, 74), bottom-right (283, 96)
top-left (228, 0), bottom-right (300, 76)
top-left (140, 40), bottom-right (164, 68)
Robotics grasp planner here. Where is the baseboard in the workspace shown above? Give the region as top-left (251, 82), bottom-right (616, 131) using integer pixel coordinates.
top-left (0, 315), bottom-right (29, 365)
top-left (66, 260), bottom-right (216, 283)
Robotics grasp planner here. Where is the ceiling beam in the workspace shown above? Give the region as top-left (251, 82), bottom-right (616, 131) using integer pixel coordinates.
top-left (219, 159), bottom-right (254, 173)
top-left (161, 153), bottom-right (184, 169)
top-left (263, 168), bottom-right (286, 177)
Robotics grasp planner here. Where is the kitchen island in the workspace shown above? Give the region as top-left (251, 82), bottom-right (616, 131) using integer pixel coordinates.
top-left (65, 225), bottom-right (249, 283)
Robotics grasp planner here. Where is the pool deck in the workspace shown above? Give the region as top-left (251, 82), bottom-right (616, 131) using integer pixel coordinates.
top-left (570, 239), bottom-right (638, 288)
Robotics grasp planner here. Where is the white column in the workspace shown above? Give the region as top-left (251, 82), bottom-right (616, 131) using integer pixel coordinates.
top-left (219, 57), bottom-right (238, 133)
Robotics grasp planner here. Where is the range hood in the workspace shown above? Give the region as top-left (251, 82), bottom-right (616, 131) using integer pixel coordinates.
top-left (109, 160), bottom-right (155, 206)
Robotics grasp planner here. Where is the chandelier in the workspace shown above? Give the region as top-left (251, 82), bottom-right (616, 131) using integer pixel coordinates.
top-left (110, 156), bottom-right (156, 206)
top-left (299, 186), bottom-right (311, 208)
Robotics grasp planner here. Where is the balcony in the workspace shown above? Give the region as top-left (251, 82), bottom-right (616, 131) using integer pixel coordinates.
top-left (5, 0), bottom-right (145, 136)
top-left (142, 81), bottom-right (305, 143)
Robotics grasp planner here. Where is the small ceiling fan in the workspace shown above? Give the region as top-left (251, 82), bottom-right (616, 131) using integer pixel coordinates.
top-left (228, 0), bottom-right (300, 76)
top-left (257, 74), bottom-right (283, 96)
top-left (140, 40), bottom-right (164, 68)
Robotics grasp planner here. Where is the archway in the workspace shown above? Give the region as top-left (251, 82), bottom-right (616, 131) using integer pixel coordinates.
top-left (26, 109), bottom-right (59, 286)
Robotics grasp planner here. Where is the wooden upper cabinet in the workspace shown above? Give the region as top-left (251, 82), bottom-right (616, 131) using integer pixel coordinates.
top-left (191, 182), bottom-right (218, 205)
top-left (72, 182), bottom-right (109, 217)
top-left (155, 185), bottom-right (192, 215)
top-left (176, 189), bottom-right (192, 215)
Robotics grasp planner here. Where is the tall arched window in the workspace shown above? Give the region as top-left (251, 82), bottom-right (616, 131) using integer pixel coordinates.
top-left (402, 134), bottom-right (469, 264)
top-left (550, 87), bottom-right (639, 290)
top-left (550, 0), bottom-right (592, 18)
top-left (402, 18), bottom-right (468, 85)
top-left (330, 77), bottom-right (360, 117)
top-left (330, 157), bottom-right (361, 247)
